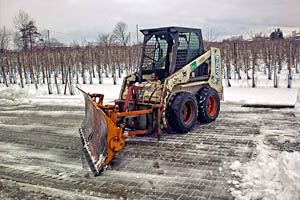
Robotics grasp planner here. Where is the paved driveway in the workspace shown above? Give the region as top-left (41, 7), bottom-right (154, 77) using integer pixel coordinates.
top-left (0, 101), bottom-right (299, 200)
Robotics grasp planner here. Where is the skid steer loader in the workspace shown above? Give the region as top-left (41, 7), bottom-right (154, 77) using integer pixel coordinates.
top-left (78, 26), bottom-right (223, 176)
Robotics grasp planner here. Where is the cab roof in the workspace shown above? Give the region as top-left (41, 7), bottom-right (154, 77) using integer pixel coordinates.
top-left (140, 26), bottom-right (202, 35)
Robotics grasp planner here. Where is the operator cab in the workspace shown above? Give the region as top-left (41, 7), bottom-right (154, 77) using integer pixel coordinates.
top-left (139, 26), bottom-right (208, 82)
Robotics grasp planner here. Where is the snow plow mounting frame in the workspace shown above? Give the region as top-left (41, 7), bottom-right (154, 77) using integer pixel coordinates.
top-left (78, 87), bottom-right (155, 176)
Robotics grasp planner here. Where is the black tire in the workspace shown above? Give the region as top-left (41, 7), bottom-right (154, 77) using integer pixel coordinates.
top-left (166, 92), bottom-right (198, 133)
top-left (197, 87), bottom-right (220, 123)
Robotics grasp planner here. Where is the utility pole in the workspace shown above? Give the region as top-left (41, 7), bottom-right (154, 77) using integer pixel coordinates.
top-left (128, 32), bottom-right (131, 46)
top-left (47, 29), bottom-right (50, 48)
top-left (136, 24), bottom-right (139, 44)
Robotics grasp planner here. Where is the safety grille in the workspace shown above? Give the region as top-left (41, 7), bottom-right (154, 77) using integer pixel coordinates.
top-left (175, 32), bottom-right (200, 69)
top-left (142, 35), bottom-right (168, 70)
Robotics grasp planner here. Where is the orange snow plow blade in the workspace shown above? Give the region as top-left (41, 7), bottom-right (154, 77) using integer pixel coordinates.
top-left (78, 87), bottom-right (128, 176)
top-left (79, 90), bottom-right (109, 175)
top-left (78, 87), bottom-right (154, 176)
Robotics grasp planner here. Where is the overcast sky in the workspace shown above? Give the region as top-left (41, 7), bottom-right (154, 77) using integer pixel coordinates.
top-left (1, 0), bottom-right (299, 44)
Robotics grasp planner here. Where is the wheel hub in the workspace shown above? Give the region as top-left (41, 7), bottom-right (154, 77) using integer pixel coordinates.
top-left (182, 101), bottom-right (194, 124)
top-left (208, 95), bottom-right (217, 117)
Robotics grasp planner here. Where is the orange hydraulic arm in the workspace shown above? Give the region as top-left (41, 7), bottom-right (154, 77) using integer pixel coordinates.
top-left (91, 93), bottom-right (153, 168)
top-left (78, 88), bottom-right (153, 176)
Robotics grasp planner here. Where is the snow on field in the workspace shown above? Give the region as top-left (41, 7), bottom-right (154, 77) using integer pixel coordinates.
top-left (1, 72), bottom-right (300, 107)
top-left (224, 87), bottom-right (299, 106)
top-left (0, 77), bottom-right (123, 106)
top-left (227, 69), bottom-right (300, 88)
top-left (229, 128), bottom-right (300, 200)
top-left (77, 77), bottom-right (123, 103)
top-left (224, 70), bottom-right (300, 106)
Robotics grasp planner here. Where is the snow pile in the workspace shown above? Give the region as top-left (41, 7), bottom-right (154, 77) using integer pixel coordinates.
top-left (229, 134), bottom-right (300, 200)
top-left (229, 161), bottom-right (241, 171)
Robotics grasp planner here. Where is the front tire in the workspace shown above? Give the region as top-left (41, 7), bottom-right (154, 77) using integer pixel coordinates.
top-left (197, 87), bottom-right (220, 123)
top-left (166, 92), bottom-right (198, 133)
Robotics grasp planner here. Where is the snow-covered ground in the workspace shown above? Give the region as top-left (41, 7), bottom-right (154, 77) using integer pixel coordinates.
top-left (224, 87), bottom-right (299, 106)
top-left (1, 70), bottom-right (300, 200)
top-left (224, 70), bottom-right (300, 106)
top-left (1, 71), bottom-right (300, 106)
top-left (224, 70), bottom-right (300, 200)
top-left (0, 76), bottom-right (123, 106)
top-left (229, 128), bottom-right (300, 200)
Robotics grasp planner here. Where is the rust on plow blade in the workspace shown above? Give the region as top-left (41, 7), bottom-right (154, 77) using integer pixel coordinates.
top-left (79, 90), bottom-right (108, 176)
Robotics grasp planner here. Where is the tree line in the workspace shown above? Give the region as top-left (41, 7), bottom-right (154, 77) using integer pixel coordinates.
top-left (206, 35), bottom-right (300, 88)
top-left (0, 10), bottom-right (141, 95)
top-left (0, 45), bottom-right (141, 94)
top-left (1, 37), bottom-right (299, 95)
top-left (1, 10), bottom-right (300, 95)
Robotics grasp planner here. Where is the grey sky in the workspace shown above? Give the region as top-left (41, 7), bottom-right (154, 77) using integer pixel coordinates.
top-left (1, 0), bottom-right (299, 44)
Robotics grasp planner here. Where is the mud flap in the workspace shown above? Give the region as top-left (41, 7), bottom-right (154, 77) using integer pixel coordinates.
top-left (79, 90), bottom-right (108, 176)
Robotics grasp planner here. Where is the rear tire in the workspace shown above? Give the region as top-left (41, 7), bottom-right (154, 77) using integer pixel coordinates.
top-left (197, 87), bottom-right (220, 123)
top-left (166, 92), bottom-right (198, 133)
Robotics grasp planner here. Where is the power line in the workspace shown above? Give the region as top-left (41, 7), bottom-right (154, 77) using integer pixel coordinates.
top-left (136, 24), bottom-right (139, 44)
top-left (48, 30), bottom-right (78, 37)
top-left (47, 29), bottom-right (50, 47)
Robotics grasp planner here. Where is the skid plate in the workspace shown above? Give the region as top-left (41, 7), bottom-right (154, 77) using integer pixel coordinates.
top-left (79, 89), bottom-right (108, 176)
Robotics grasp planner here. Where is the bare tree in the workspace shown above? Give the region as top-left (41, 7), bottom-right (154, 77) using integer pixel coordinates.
top-left (111, 22), bottom-right (129, 47)
top-left (97, 33), bottom-right (114, 47)
top-left (70, 40), bottom-right (80, 48)
top-left (241, 41), bottom-right (250, 80)
top-left (287, 41), bottom-right (293, 88)
top-left (49, 38), bottom-right (65, 48)
top-left (14, 10), bottom-right (41, 50)
top-left (13, 10), bottom-right (31, 49)
top-left (250, 41), bottom-right (258, 88)
top-left (0, 26), bottom-right (11, 51)
top-left (203, 28), bottom-right (219, 42)
top-left (272, 41), bottom-right (279, 88)
top-left (13, 32), bottom-right (23, 49)
top-left (295, 41), bottom-right (300, 73)
top-left (14, 10), bottom-right (31, 30)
